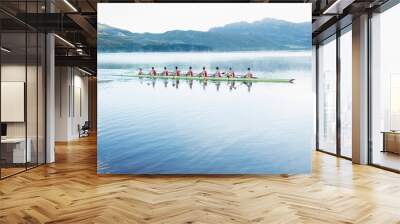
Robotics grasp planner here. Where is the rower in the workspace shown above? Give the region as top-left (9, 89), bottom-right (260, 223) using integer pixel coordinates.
top-left (187, 66), bottom-right (193, 77)
top-left (245, 67), bottom-right (253, 78)
top-left (214, 66), bottom-right (221, 77)
top-left (200, 67), bottom-right (208, 77)
top-left (138, 68), bottom-right (144, 76)
top-left (227, 67), bottom-right (235, 78)
top-left (175, 66), bottom-right (181, 76)
top-left (150, 67), bottom-right (157, 76)
top-left (162, 67), bottom-right (169, 76)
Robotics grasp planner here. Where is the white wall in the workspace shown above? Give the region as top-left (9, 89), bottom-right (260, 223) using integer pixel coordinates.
top-left (55, 66), bottom-right (70, 141)
top-left (55, 66), bottom-right (89, 141)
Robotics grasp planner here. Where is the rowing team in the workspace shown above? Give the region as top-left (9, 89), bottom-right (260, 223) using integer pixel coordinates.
top-left (138, 66), bottom-right (253, 79)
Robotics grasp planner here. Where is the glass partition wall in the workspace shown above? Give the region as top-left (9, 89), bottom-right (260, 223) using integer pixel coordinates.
top-left (0, 31), bottom-right (27, 177)
top-left (339, 27), bottom-right (352, 159)
top-left (370, 3), bottom-right (400, 171)
top-left (0, 4), bottom-right (46, 179)
top-left (315, 1), bottom-right (400, 171)
top-left (316, 26), bottom-right (352, 159)
top-left (317, 35), bottom-right (337, 155)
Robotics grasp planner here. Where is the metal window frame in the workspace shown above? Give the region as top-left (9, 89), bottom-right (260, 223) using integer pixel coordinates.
top-left (0, 18), bottom-right (2, 179)
top-left (367, 1), bottom-right (400, 173)
top-left (315, 0), bottom-right (400, 171)
top-left (315, 22), bottom-right (353, 161)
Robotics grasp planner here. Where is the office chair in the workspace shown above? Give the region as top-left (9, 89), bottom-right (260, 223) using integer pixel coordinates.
top-left (79, 121), bottom-right (90, 138)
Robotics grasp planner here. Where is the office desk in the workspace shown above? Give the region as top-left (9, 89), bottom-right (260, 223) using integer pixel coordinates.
top-left (1, 138), bottom-right (31, 163)
top-left (382, 131), bottom-right (400, 154)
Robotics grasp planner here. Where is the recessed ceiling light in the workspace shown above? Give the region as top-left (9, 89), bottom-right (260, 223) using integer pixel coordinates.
top-left (1, 47), bottom-right (11, 53)
top-left (78, 67), bottom-right (92, 76)
top-left (323, 0), bottom-right (345, 15)
top-left (63, 0), bottom-right (78, 12)
top-left (54, 34), bottom-right (75, 48)
top-left (323, 0), bottom-right (356, 15)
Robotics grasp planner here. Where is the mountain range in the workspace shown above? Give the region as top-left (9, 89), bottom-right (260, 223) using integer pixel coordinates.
top-left (98, 18), bottom-right (311, 52)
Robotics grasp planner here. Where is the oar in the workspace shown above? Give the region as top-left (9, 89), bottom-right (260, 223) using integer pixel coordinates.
top-left (139, 72), bottom-right (258, 80)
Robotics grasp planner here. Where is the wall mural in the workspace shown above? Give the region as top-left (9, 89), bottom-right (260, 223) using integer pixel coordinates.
top-left (97, 3), bottom-right (313, 174)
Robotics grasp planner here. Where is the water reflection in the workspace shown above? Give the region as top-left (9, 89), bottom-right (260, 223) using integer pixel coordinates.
top-left (188, 80), bottom-right (193, 89)
top-left (98, 72), bottom-right (297, 94)
top-left (97, 51), bottom-right (312, 174)
top-left (172, 80), bottom-right (180, 89)
top-left (98, 75), bottom-right (313, 174)
top-left (98, 51), bottom-right (312, 73)
top-left (228, 81), bottom-right (236, 91)
top-left (215, 81), bottom-right (221, 91)
top-left (138, 78), bottom-right (259, 92)
top-left (244, 82), bottom-right (252, 92)
top-left (163, 79), bottom-right (168, 88)
top-left (201, 79), bottom-right (208, 90)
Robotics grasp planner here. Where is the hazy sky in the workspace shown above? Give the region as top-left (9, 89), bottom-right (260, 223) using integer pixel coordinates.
top-left (98, 3), bottom-right (311, 34)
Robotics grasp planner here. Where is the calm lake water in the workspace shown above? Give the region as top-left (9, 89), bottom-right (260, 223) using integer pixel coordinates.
top-left (97, 51), bottom-right (314, 174)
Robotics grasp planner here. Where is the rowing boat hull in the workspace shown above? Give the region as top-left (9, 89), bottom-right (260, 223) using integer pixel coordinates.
top-left (114, 74), bottom-right (295, 83)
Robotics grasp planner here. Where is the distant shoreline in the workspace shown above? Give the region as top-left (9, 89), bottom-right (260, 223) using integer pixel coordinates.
top-left (98, 18), bottom-right (310, 53)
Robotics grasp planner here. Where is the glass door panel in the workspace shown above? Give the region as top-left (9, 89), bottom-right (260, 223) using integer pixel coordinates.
top-left (27, 31), bottom-right (38, 169)
top-left (371, 4), bottom-right (400, 171)
top-left (340, 28), bottom-right (352, 158)
top-left (38, 33), bottom-right (46, 165)
top-left (1, 31), bottom-right (27, 177)
top-left (318, 36), bottom-right (337, 154)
